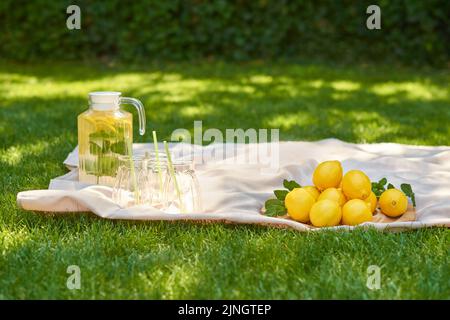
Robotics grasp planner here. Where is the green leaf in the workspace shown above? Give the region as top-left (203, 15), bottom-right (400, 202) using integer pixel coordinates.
top-left (410, 193), bottom-right (416, 207)
top-left (89, 141), bottom-right (102, 155)
top-left (264, 203), bottom-right (287, 217)
top-left (264, 198), bottom-right (286, 217)
top-left (96, 156), bottom-right (119, 177)
top-left (387, 183), bottom-right (395, 189)
top-left (401, 183), bottom-right (416, 207)
top-left (379, 178), bottom-right (387, 186)
top-left (400, 183), bottom-right (412, 195)
top-left (89, 130), bottom-right (115, 140)
top-left (274, 190), bottom-right (289, 201)
top-left (372, 182), bottom-right (385, 197)
top-left (283, 179), bottom-right (301, 191)
top-left (265, 206), bottom-right (286, 217)
top-left (265, 198), bottom-right (284, 208)
top-left (110, 141), bottom-right (126, 154)
top-left (102, 139), bottom-right (111, 153)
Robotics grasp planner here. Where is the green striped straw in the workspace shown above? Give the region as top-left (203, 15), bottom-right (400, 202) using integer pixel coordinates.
top-left (152, 131), bottom-right (164, 194)
top-left (164, 141), bottom-right (185, 213)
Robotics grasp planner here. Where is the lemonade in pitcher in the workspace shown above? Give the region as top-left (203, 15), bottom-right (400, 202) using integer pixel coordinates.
top-left (78, 92), bottom-right (145, 186)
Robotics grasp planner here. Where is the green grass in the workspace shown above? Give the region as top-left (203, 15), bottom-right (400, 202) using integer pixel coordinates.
top-left (0, 60), bottom-right (449, 299)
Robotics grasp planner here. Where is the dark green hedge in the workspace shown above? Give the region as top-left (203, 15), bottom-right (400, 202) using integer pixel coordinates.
top-left (1, 0), bottom-right (448, 66)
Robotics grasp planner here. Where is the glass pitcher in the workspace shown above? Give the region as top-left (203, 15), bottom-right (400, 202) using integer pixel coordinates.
top-left (78, 92), bottom-right (145, 186)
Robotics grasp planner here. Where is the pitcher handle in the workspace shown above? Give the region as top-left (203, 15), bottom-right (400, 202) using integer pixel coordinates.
top-left (120, 97), bottom-right (146, 136)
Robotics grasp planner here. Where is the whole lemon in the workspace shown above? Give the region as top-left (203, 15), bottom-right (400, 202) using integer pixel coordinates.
top-left (342, 199), bottom-right (373, 226)
top-left (312, 160), bottom-right (343, 191)
top-left (285, 188), bottom-right (315, 223)
top-left (310, 199), bottom-right (342, 227)
top-left (342, 170), bottom-right (371, 200)
top-left (303, 186), bottom-right (320, 200)
top-left (317, 187), bottom-right (346, 206)
top-left (379, 189), bottom-right (408, 217)
top-left (364, 191), bottom-right (377, 213)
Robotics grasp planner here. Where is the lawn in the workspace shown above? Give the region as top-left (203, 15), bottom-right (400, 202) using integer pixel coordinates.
top-left (0, 60), bottom-right (449, 299)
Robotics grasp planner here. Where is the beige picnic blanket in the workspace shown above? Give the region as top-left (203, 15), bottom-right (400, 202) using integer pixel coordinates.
top-left (16, 139), bottom-right (450, 232)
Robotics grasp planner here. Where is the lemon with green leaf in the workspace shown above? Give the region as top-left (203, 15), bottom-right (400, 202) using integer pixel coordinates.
top-left (285, 188), bottom-right (315, 223)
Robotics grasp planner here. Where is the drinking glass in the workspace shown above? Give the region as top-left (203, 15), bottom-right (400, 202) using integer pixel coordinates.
top-left (144, 152), bottom-right (168, 208)
top-left (112, 152), bottom-right (202, 213)
top-left (162, 159), bottom-right (202, 213)
top-left (112, 155), bottom-right (149, 207)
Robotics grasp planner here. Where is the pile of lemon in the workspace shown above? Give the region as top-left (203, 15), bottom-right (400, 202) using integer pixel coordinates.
top-left (285, 160), bottom-right (409, 227)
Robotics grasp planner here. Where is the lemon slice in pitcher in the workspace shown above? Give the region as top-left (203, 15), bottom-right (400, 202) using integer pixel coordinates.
top-left (95, 118), bottom-right (117, 133)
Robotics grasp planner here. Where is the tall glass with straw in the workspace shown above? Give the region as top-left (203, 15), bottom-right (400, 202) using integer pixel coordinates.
top-left (163, 141), bottom-right (185, 213)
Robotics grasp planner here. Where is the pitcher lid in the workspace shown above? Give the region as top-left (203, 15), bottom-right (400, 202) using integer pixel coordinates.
top-left (89, 91), bottom-right (121, 110)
